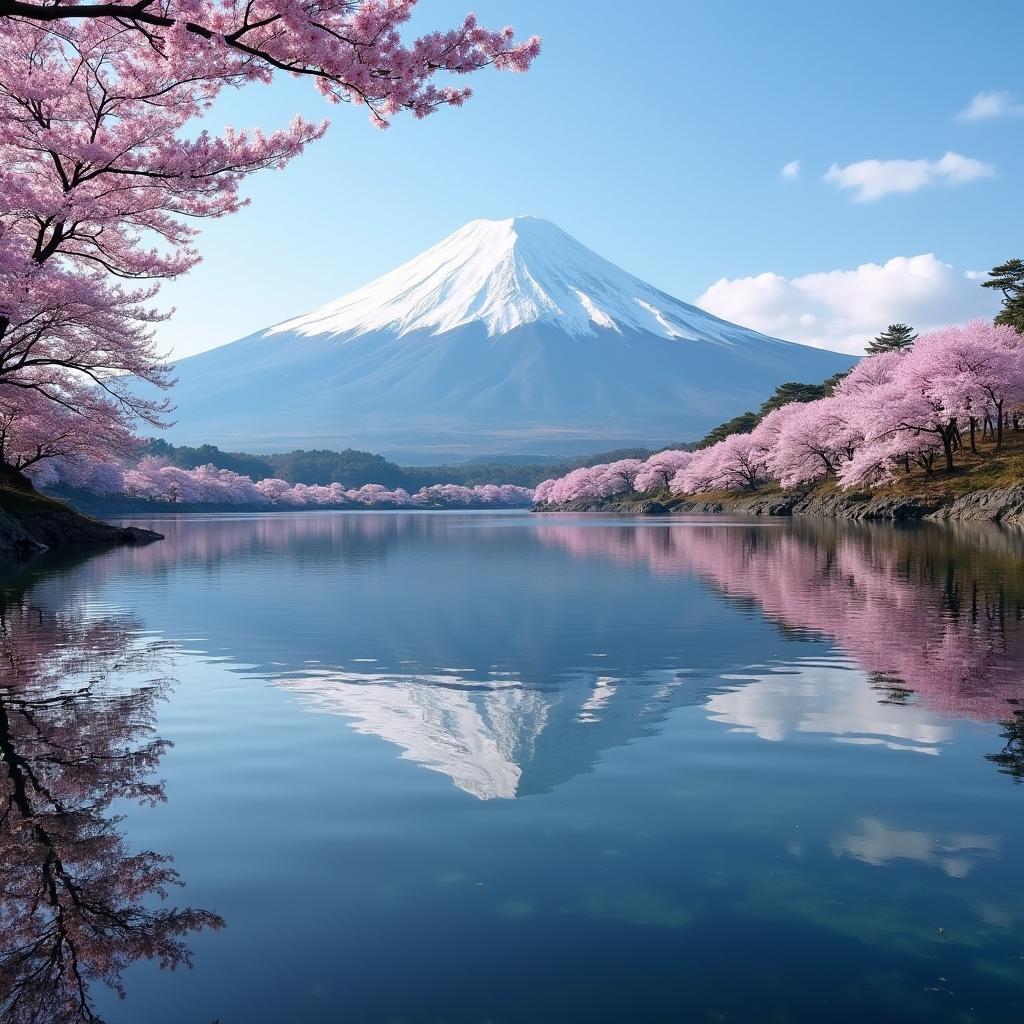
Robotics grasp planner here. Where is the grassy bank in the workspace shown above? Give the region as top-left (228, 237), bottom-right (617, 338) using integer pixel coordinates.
top-left (862, 429), bottom-right (1024, 503)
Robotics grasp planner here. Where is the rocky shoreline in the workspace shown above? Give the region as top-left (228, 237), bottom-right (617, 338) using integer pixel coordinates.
top-left (0, 486), bottom-right (162, 559)
top-left (535, 484), bottom-right (1024, 526)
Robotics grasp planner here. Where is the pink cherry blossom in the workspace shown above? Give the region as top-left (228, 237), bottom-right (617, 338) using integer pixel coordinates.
top-left (537, 321), bottom-right (1024, 502)
top-left (42, 453), bottom-right (536, 508)
top-left (0, 7), bottom-right (537, 480)
top-left (634, 449), bottom-right (694, 492)
top-left (673, 433), bottom-right (766, 493)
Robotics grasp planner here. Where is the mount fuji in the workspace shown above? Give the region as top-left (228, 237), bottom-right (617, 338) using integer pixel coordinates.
top-left (161, 217), bottom-right (855, 457)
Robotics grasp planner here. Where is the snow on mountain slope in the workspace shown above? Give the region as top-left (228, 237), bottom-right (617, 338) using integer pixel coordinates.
top-left (268, 216), bottom-right (768, 345)
top-left (160, 217), bottom-right (856, 456)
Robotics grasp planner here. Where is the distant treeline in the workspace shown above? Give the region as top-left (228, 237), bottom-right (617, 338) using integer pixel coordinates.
top-left (141, 440), bottom-right (688, 490)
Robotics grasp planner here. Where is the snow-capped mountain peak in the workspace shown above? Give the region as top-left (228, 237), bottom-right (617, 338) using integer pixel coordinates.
top-left (267, 216), bottom-right (729, 342)
top-left (165, 216), bottom-right (855, 456)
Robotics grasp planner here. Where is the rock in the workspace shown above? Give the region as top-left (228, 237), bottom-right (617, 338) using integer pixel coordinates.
top-left (675, 492), bottom-right (802, 516)
top-left (0, 486), bottom-right (162, 559)
top-left (536, 482), bottom-right (1024, 525)
top-left (925, 485), bottom-right (1024, 525)
top-left (0, 508), bottom-right (47, 558)
top-left (793, 492), bottom-right (944, 521)
top-left (674, 499), bottom-right (724, 514)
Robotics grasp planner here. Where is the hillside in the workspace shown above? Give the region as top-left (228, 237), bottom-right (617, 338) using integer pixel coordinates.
top-left (541, 432), bottom-right (1024, 523)
top-left (138, 439), bottom-right (669, 490)
top-left (148, 217), bottom-right (853, 457)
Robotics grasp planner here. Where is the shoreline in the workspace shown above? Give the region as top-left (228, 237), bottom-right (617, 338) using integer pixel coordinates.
top-left (6, 481), bottom-right (1023, 562)
top-left (534, 483), bottom-right (1024, 526)
top-left (0, 486), bottom-right (162, 559)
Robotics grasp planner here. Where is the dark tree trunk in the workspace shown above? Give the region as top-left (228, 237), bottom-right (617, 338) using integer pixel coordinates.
top-left (0, 463), bottom-right (36, 493)
top-left (940, 422), bottom-right (957, 473)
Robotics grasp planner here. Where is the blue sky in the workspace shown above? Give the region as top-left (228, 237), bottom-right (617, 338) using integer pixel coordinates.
top-left (160, 0), bottom-right (1022, 358)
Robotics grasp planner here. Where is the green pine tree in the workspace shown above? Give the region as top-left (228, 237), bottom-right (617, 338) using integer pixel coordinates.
top-left (866, 323), bottom-right (917, 354)
top-left (696, 410), bottom-right (760, 449)
top-left (757, 381), bottom-right (828, 415)
top-left (981, 258), bottom-right (1024, 332)
top-left (821, 370), bottom-right (851, 395)
top-left (696, 371), bottom-right (851, 449)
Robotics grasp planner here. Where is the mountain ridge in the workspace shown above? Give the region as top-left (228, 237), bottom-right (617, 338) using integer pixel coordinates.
top-left (159, 217), bottom-right (855, 457)
top-left (261, 216), bottom-right (800, 346)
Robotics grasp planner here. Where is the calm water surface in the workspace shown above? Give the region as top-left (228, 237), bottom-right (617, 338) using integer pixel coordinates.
top-left (2, 512), bottom-right (1023, 1023)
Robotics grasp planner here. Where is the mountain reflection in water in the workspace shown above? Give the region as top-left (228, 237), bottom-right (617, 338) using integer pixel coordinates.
top-left (54, 513), bottom-right (1024, 800)
top-left (6, 513), bottom-right (1024, 1024)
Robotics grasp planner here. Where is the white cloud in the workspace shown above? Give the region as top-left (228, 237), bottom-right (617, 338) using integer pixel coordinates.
top-left (832, 818), bottom-right (1000, 878)
top-left (823, 152), bottom-right (996, 201)
top-left (695, 253), bottom-right (1000, 355)
top-left (956, 90), bottom-right (1024, 121)
top-left (780, 159), bottom-right (801, 180)
top-left (706, 663), bottom-right (950, 749)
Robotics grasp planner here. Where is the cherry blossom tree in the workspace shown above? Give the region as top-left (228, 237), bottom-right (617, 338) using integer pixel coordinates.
top-left (747, 403), bottom-right (802, 455)
top-left (0, 6), bottom-right (538, 479)
top-left (878, 321), bottom-right (1024, 472)
top-left (535, 452), bottom-right (697, 506)
top-left (0, 590), bottom-right (223, 1023)
top-left (533, 465), bottom-right (627, 507)
top-left (44, 453), bottom-right (537, 507)
top-left (0, 384), bottom-right (138, 485)
top-left (414, 483), bottom-right (534, 507)
top-left (767, 397), bottom-right (859, 488)
top-left (34, 455), bottom-right (126, 494)
top-left (829, 350), bottom-right (939, 484)
top-left (837, 398), bottom-right (944, 486)
top-left (535, 320), bottom-right (1024, 505)
top-left (673, 432), bottom-right (766, 493)
top-left (833, 350), bottom-right (905, 396)
top-left (633, 449), bottom-right (694, 493)
top-left (0, 2), bottom-right (541, 125)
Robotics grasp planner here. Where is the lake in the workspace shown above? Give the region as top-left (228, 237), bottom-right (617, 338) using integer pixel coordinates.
top-left (3, 512), bottom-right (1023, 1023)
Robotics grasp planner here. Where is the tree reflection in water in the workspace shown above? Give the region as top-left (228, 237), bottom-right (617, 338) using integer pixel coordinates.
top-left (986, 706), bottom-right (1024, 782)
top-left (537, 519), bottom-right (1024, 774)
top-left (0, 586), bottom-right (222, 1024)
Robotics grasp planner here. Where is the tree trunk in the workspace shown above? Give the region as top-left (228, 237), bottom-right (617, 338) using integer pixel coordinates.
top-left (969, 418), bottom-right (977, 453)
top-left (941, 423), bottom-right (956, 473)
top-left (996, 401), bottom-right (1004, 448)
top-left (0, 463), bottom-right (36, 493)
